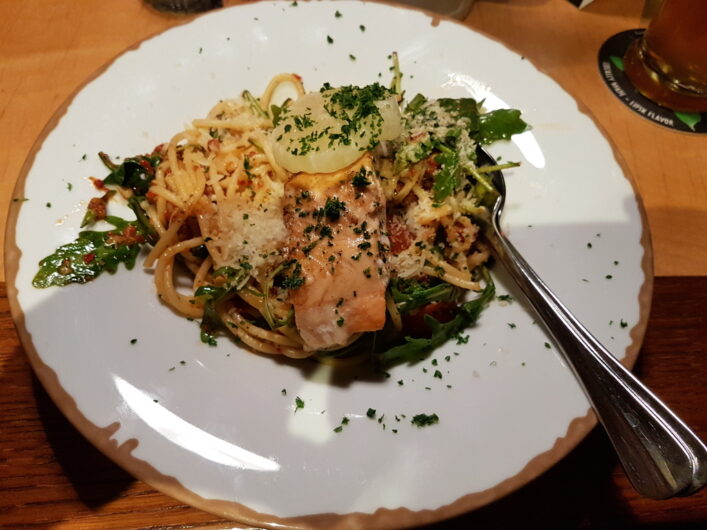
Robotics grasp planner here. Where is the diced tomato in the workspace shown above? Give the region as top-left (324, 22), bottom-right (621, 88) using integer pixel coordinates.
top-left (386, 215), bottom-right (413, 254)
top-left (89, 177), bottom-right (108, 191)
top-left (207, 138), bottom-right (220, 153)
top-left (138, 158), bottom-right (155, 175)
top-left (106, 225), bottom-right (144, 246)
top-left (82, 253), bottom-right (96, 264)
top-left (87, 196), bottom-right (107, 221)
top-left (146, 190), bottom-right (157, 203)
top-left (426, 156), bottom-right (438, 173)
top-left (402, 302), bottom-right (457, 338)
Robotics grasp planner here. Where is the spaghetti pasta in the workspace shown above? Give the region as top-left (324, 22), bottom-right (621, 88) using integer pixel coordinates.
top-left (33, 70), bottom-right (528, 366)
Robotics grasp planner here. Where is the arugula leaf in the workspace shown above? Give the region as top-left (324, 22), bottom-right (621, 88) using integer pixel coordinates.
top-left (437, 98), bottom-right (481, 131)
top-left (127, 196), bottom-right (158, 245)
top-left (101, 152), bottom-right (161, 196)
top-left (242, 90), bottom-right (269, 119)
top-left (80, 190), bottom-right (115, 228)
top-left (432, 145), bottom-right (462, 202)
top-left (194, 265), bottom-right (251, 345)
top-left (405, 93), bottom-right (428, 115)
top-left (199, 302), bottom-right (221, 346)
top-left (33, 216), bottom-right (144, 288)
top-left (391, 278), bottom-right (460, 314)
top-left (477, 109), bottom-right (528, 144)
top-left (378, 275), bottom-right (495, 366)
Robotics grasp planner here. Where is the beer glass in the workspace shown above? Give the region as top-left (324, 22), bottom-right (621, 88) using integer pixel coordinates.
top-left (623, 0), bottom-right (707, 112)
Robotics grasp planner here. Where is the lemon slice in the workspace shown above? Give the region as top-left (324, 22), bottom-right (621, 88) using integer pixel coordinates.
top-left (271, 85), bottom-right (401, 174)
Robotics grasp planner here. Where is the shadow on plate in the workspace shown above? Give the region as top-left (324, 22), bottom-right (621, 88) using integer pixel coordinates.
top-left (32, 375), bottom-right (135, 509)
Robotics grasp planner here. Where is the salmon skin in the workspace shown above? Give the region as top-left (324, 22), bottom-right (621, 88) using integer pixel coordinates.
top-left (283, 154), bottom-right (389, 351)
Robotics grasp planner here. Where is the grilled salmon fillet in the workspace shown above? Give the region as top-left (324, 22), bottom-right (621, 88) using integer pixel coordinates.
top-left (283, 154), bottom-right (389, 351)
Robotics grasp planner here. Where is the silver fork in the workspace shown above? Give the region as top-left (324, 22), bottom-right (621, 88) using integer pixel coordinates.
top-left (475, 147), bottom-right (707, 499)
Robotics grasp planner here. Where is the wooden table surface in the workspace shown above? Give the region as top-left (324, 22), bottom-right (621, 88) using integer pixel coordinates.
top-left (1, 0), bottom-right (706, 528)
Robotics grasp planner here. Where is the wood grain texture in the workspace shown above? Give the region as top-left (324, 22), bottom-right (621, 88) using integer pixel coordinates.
top-left (0, 0), bottom-right (706, 280)
top-left (1, 278), bottom-right (705, 528)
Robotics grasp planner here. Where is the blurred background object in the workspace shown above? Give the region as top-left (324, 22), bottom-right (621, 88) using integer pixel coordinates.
top-left (144, 0), bottom-right (222, 13)
top-left (394, 0), bottom-right (474, 20)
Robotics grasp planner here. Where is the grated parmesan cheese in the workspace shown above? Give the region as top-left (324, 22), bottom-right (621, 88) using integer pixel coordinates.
top-left (200, 194), bottom-right (287, 272)
top-left (396, 100), bottom-right (478, 172)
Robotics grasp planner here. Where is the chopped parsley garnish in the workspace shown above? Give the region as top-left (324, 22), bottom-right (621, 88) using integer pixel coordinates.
top-left (294, 396), bottom-right (304, 413)
top-left (359, 24), bottom-right (366, 32)
top-left (324, 197), bottom-right (346, 221)
top-left (336, 317), bottom-right (345, 327)
top-left (334, 416), bottom-right (349, 433)
top-left (455, 333), bottom-right (469, 345)
top-left (349, 54), bottom-right (356, 61)
top-left (411, 413), bottom-right (439, 427)
top-left (327, 35), bottom-right (334, 44)
top-left (352, 167), bottom-right (371, 187)
top-left (279, 260), bottom-right (305, 289)
top-left (366, 408), bottom-right (376, 418)
top-left (302, 241), bottom-right (318, 255)
top-left (130, 338), bottom-right (137, 344)
top-left (620, 319), bottom-right (628, 328)
top-left (335, 10), bottom-right (342, 17)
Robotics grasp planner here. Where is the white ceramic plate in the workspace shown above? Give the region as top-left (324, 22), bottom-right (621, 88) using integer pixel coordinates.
top-left (7, 1), bottom-right (651, 528)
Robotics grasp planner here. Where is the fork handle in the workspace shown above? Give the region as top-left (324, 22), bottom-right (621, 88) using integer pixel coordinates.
top-left (488, 226), bottom-right (707, 499)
